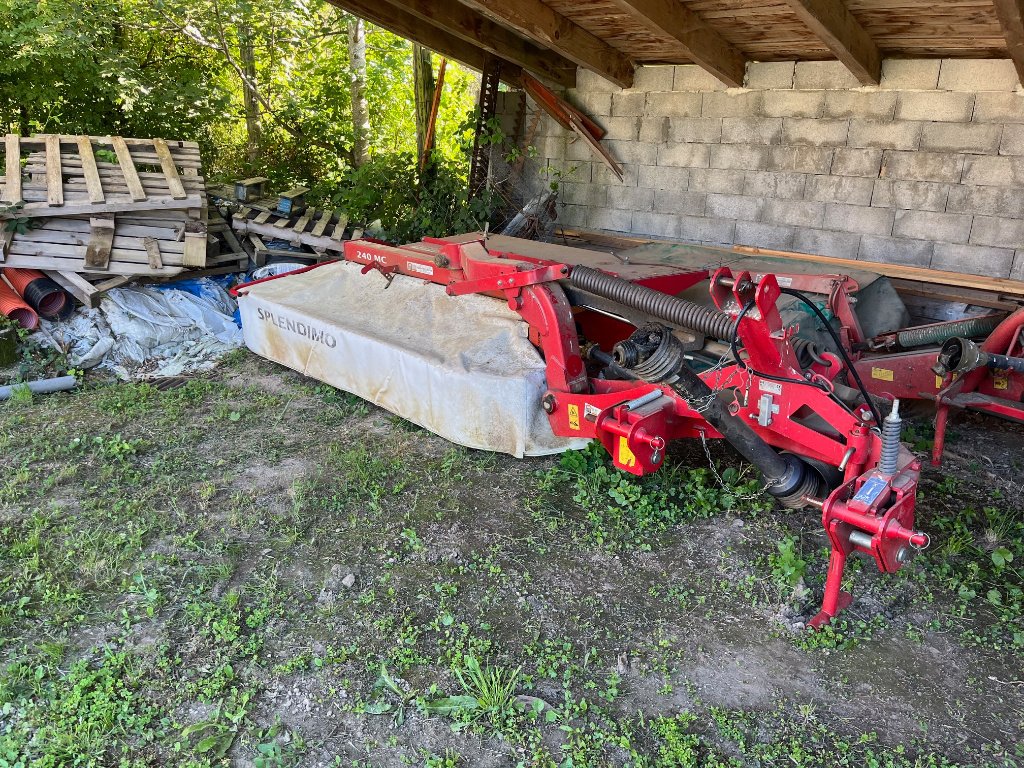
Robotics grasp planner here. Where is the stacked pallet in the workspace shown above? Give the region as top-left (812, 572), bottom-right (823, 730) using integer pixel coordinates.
top-left (230, 204), bottom-right (353, 263)
top-left (1, 134), bottom-right (218, 305)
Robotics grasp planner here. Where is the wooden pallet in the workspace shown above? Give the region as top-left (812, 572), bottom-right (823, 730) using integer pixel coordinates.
top-left (1, 134), bottom-right (205, 217)
top-left (231, 204), bottom-right (350, 254)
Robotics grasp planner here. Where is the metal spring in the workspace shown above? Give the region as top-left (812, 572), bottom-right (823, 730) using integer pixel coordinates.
top-left (896, 314), bottom-right (1005, 349)
top-left (879, 399), bottom-right (902, 476)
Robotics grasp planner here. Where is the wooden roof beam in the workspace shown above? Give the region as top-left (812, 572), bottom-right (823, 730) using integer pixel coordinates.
top-left (782, 0), bottom-right (881, 85)
top-left (377, 0), bottom-right (576, 88)
top-left (993, 0), bottom-right (1024, 85)
top-left (458, 0), bottom-right (634, 89)
top-left (606, 0), bottom-right (746, 87)
top-left (327, 0), bottom-right (523, 86)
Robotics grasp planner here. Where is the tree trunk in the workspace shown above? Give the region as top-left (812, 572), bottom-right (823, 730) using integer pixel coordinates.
top-left (413, 44), bottom-right (435, 160)
top-left (239, 24), bottom-right (261, 163)
top-left (348, 18), bottom-right (370, 168)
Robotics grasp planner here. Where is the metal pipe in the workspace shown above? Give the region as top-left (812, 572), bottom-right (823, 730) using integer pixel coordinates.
top-left (0, 375), bottom-right (77, 400)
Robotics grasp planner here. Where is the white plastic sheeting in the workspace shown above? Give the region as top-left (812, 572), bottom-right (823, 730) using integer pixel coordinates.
top-left (37, 280), bottom-right (243, 379)
top-left (239, 260), bottom-right (588, 457)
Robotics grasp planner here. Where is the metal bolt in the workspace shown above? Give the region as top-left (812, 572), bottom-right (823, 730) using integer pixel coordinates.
top-left (541, 394), bottom-right (556, 414)
top-left (896, 547), bottom-right (910, 564)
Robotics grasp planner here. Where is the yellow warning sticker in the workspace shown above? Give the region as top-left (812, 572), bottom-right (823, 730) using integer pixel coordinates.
top-left (617, 436), bottom-right (636, 468)
top-left (568, 404), bottom-right (580, 430)
top-left (935, 375), bottom-right (943, 389)
top-left (871, 367), bottom-right (894, 382)
top-left (994, 376), bottom-right (1009, 391)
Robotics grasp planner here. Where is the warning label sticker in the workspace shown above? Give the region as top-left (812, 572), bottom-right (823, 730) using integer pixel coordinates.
top-left (407, 261), bottom-right (434, 276)
top-left (871, 367), bottom-right (894, 382)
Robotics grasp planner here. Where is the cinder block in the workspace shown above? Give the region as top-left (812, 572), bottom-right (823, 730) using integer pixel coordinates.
top-left (606, 185), bottom-right (655, 211)
top-left (702, 91), bottom-right (764, 118)
top-left (645, 91), bottom-right (703, 118)
top-left (587, 206), bottom-right (633, 233)
top-left (559, 182), bottom-right (607, 208)
top-left (830, 148), bottom-right (883, 178)
top-left (823, 91), bottom-right (897, 120)
top-left (743, 170), bottom-right (807, 200)
top-left (634, 66), bottom-right (675, 92)
top-left (804, 175), bottom-right (875, 206)
top-left (688, 167), bottom-right (747, 194)
top-left (593, 162), bottom-right (636, 185)
top-left (721, 117), bottom-right (783, 144)
top-left (761, 90), bottom-right (825, 118)
top-left (677, 214), bottom-right (736, 245)
top-left (706, 193), bottom-right (764, 221)
top-left (946, 185), bottom-right (1024, 218)
top-left (858, 235), bottom-right (934, 267)
top-left (657, 142), bottom-right (712, 168)
top-left (931, 242), bottom-right (1014, 277)
top-left (1001, 125), bottom-right (1024, 156)
top-left (745, 61), bottom-right (795, 90)
top-left (557, 203), bottom-right (589, 228)
top-left (735, 220), bottom-right (796, 249)
top-left (566, 137), bottom-right (597, 162)
top-left (1012, 251), bottom-right (1024, 281)
top-left (768, 145), bottom-right (835, 174)
top-left (569, 91), bottom-right (613, 117)
top-left (638, 164), bottom-right (690, 190)
top-left (674, 65), bottom-right (728, 91)
top-left (939, 59), bottom-right (1020, 92)
top-left (870, 180), bottom-right (949, 212)
top-left (639, 116), bottom-right (669, 143)
top-left (632, 211), bottom-right (681, 239)
top-left (577, 68), bottom-right (624, 93)
top-left (824, 203), bottom-right (895, 236)
top-left (604, 140), bottom-right (658, 166)
top-left (847, 120), bottom-right (921, 150)
top-left (972, 93), bottom-right (1024, 123)
top-left (552, 160), bottom-right (592, 185)
top-left (653, 188), bottom-right (707, 215)
top-left (761, 198), bottom-right (826, 228)
top-left (669, 117), bottom-right (723, 143)
top-left (599, 116), bottom-right (641, 141)
top-left (961, 155), bottom-right (1024, 187)
top-left (794, 61), bottom-right (860, 90)
top-left (893, 209), bottom-right (971, 244)
top-left (611, 92), bottom-right (646, 117)
top-left (880, 59), bottom-right (940, 90)
top-left (709, 143), bottom-right (769, 170)
top-left (793, 229), bottom-right (862, 259)
top-left (880, 150), bottom-right (965, 183)
top-left (969, 216), bottom-right (1024, 249)
top-left (534, 135), bottom-right (568, 160)
top-left (782, 118), bottom-right (850, 147)
top-left (896, 91), bottom-right (975, 122)
top-left (920, 123), bottom-right (1001, 155)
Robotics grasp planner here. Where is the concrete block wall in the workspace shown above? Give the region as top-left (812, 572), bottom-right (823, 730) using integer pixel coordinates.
top-left (495, 59), bottom-right (1024, 280)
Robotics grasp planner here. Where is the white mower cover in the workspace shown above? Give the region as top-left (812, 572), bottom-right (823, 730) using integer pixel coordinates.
top-left (239, 260), bottom-right (588, 457)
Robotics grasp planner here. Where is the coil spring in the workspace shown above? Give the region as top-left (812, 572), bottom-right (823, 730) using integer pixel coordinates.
top-left (878, 401), bottom-right (902, 476)
top-left (896, 314), bottom-right (1005, 349)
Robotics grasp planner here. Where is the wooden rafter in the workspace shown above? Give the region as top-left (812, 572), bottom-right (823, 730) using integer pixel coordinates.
top-left (605, 0), bottom-right (746, 87)
top-left (326, 0), bottom-right (523, 86)
top-left (459, 0), bottom-right (634, 88)
top-left (993, 0), bottom-right (1024, 85)
top-left (782, 0), bottom-right (881, 85)
top-left (379, 0), bottom-right (575, 88)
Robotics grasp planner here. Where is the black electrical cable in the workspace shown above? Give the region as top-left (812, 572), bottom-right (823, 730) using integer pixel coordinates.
top-left (778, 287), bottom-right (884, 428)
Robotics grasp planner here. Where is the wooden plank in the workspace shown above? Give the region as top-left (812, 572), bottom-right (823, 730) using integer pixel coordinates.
top-left (76, 136), bottom-right (105, 204)
top-left (605, 0), bottom-right (746, 86)
top-left (0, 229), bottom-right (11, 262)
top-left (890, 279), bottom-right (1021, 312)
top-left (311, 209), bottom-right (332, 238)
top-left (8, 240), bottom-right (186, 267)
top-left (44, 134), bottom-right (64, 207)
top-left (460, 0), bottom-right (633, 88)
top-left (143, 237), bottom-right (163, 269)
top-left (7, 193), bottom-right (205, 218)
top-left (44, 270), bottom-right (99, 307)
top-left (151, 138), bottom-right (188, 200)
top-left (182, 230), bottom-right (207, 268)
top-left (234, 216), bottom-right (347, 254)
top-left (733, 245), bottom-right (1024, 297)
top-left (254, 210), bottom-right (273, 224)
top-left (781, 0), bottom-right (882, 85)
top-left (325, 0), bottom-right (524, 86)
top-left (377, 0), bottom-right (576, 88)
top-left (84, 215), bottom-right (116, 269)
top-left (331, 212), bottom-right (349, 241)
top-left (109, 136), bottom-right (147, 202)
top-left (292, 207), bottom-right (315, 233)
top-left (993, 0), bottom-right (1024, 85)
top-left (4, 134), bottom-right (22, 204)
